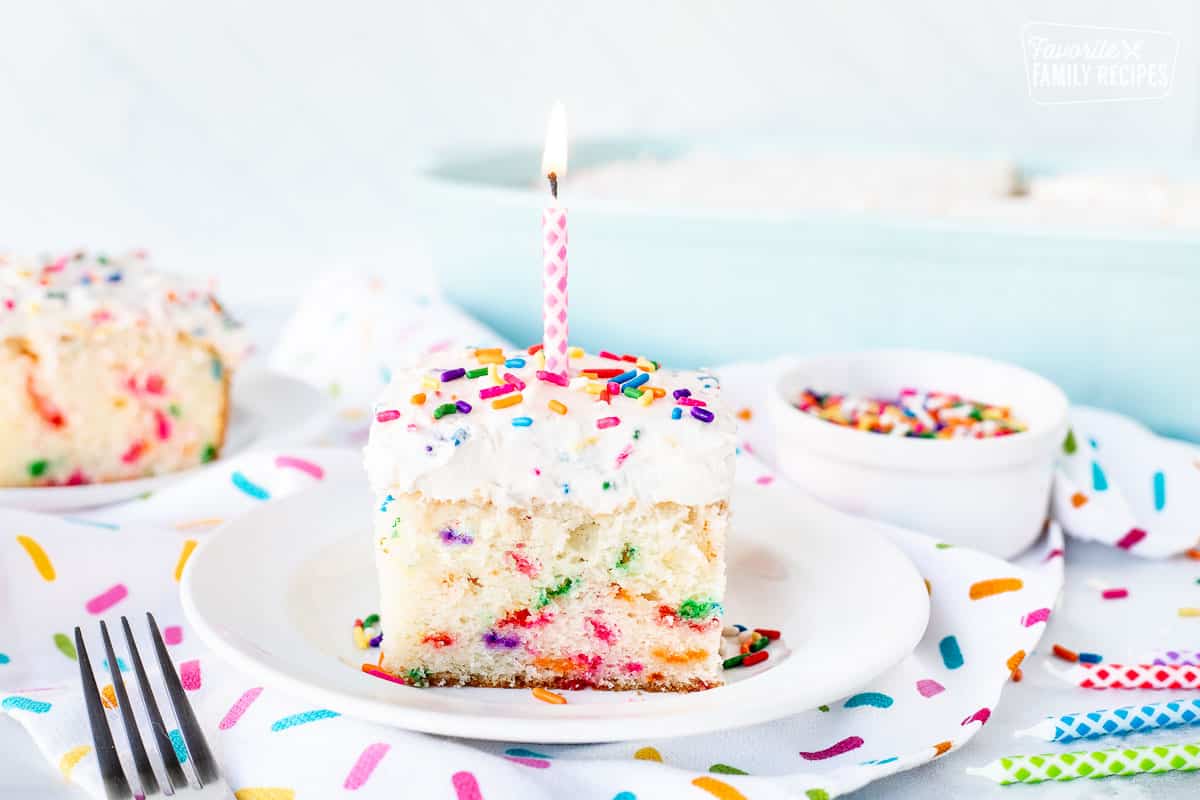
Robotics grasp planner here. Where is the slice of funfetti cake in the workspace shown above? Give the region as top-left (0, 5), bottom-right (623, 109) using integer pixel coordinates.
top-left (364, 347), bottom-right (736, 691)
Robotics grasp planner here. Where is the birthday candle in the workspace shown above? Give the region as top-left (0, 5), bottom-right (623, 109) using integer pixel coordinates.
top-left (1050, 663), bottom-right (1200, 690)
top-left (1146, 649), bottom-right (1200, 666)
top-left (1017, 699), bottom-right (1200, 743)
top-left (967, 741), bottom-right (1200, 785)
top-left (540, 102), bottom-right (570, 376)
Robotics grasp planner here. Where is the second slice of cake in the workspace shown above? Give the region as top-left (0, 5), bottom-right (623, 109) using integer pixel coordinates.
top-left (1, 251), bottom-right (246, 487)
top-left (364, 349), bottom-right (736, 691)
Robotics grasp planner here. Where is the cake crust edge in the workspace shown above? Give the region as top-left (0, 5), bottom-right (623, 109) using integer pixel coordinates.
top-left (415, 670), bottom-right (722, 693)
top-left (186, 332), bottom-right (232, 458)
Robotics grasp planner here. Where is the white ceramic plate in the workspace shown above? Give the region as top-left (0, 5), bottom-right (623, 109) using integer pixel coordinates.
top-left (0, 370), bottom-right (331, 512)
top-left (182, 480), bottom-right (930, 743)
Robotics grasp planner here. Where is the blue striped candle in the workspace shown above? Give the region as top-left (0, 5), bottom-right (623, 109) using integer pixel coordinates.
top-left (1018, 700), bottom-right (1200, 743)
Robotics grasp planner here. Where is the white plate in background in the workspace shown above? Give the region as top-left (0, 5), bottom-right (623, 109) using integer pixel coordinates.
top-left (0, 370), bottom-right (331, 512)
top-left (182, 480), bottom-right (930, 743)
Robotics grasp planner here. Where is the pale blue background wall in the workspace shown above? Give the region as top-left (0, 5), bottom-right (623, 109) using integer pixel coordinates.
top-left (1, 0), bottom-right (1196, 294)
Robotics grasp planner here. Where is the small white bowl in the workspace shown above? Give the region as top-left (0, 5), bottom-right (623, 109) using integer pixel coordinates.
top-left (767, 350), bottom-right (1069, 558)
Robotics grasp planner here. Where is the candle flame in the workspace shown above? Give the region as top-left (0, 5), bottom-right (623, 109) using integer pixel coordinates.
top-left (541, 101), bottom-right (568, 180)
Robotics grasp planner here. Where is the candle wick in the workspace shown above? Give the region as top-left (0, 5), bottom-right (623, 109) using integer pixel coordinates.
top-left (547, 172), bottom-right (558, 200)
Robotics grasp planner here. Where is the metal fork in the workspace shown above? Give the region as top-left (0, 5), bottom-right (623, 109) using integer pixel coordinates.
top-left (75, 612), bottom-right (231, 798)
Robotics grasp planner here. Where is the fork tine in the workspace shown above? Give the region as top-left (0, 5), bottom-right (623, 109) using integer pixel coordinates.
top-left (147, 612), bottom-right (220, 786)
top-left (121, 616), bottom-right (187, 792)
top-left (100, 620), bottom-right (160, 797)
top-left (75, 627), bottom-right (132, 800)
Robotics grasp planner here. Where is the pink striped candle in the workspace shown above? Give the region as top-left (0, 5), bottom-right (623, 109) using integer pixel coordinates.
top-left (1050, 662), bottom-right (1200, 690)
top-left (541, 102), bottom-right (569, 376)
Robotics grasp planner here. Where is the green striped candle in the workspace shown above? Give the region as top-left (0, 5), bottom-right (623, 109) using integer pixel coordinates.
top-left (968, 741), bottom-right (1200, 784)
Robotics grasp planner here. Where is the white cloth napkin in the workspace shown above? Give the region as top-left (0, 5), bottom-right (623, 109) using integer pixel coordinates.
top-left (0, 446), bottom-right (1063, 800)
top-left (269, 269), bottom-right (501, 411)
top-left (1054, 406), bottom-right (1200, 557)
top-left (0, 271), bottom-right (1185, 798)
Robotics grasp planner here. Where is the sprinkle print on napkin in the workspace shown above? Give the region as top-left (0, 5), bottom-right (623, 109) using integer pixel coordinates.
top-left (0, 452), bottom-right (1064, 799)
top-left (1054, 406), bottom-right (1200, 557)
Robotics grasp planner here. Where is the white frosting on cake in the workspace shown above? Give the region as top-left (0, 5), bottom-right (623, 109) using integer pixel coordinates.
top-left (0, 250), bottom-right (247, 365)
top-left (364, 349), bottom-right (737, 512)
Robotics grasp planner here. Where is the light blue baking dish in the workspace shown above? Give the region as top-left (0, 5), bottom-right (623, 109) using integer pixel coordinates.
top-left (408, 140), bottom-right (1200, 441)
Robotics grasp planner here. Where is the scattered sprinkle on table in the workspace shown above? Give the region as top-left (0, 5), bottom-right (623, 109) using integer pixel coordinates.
top-left (1053, 644), bottom-right (1079, 663)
